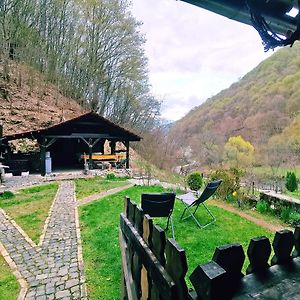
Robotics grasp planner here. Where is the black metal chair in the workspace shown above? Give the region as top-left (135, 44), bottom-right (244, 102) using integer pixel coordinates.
top-left (178, 180), bottom-right (222, 228)
top-left (141, 193), bottom-right (176, 239)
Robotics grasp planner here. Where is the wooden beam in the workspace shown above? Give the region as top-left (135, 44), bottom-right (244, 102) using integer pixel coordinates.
top-left (180, 0), bottom-right (297, 36)
top-left (45, 134), bottom-right (108, 139)
top-left (125, 141), bottom-right (130, 169)
top-left (39, 137), bottom-right (46, 176)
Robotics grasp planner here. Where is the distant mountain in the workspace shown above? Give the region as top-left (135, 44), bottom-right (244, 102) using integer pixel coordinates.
top-left (171, 43), bottom-right (300, 165)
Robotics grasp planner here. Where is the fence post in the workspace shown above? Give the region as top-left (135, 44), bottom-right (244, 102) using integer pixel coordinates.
top-left (132, 206), bottom-right (144, 297)
top-left (212, 244), bottom-right (245, 297)
top-left (151, 225), bottom-right (166, 266)
top-left (165, 239), bottom-right (188, 300)
top-left (141, 215), bottom-right (153, 300)
top-left (149, 225), bottom-right (166, 299)
top-left (190, 261), bottom-right (227, 300)
top-left (293, 226), bottom-right (300, 258)
top-left (246, 236), bottom-right (271, 274)
top-left (271, 229), bottom-right (294, 265)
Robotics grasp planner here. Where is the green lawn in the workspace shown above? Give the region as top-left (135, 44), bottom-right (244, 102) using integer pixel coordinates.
top-left (80, 185), bottom-right (273, 300)
top-left (0, 255), bottom-right (19, 300)
top-left (253, 166), bottom-right (300, 178)
top-left (75, 176), bottom-right (129, 200)
top-left (0, 183), bottom-right (58, 244)
top-left (287, 189), bottom-right (300, 200)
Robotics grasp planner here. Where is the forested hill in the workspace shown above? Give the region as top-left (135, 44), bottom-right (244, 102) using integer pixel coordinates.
top-left (171, 43), bottom-right (300, 165)
top-left (0, 0), bottom-right (160, 134)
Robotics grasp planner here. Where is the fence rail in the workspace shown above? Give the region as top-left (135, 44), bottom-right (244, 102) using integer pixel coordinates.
top-left (120, 196), bottom-right (300, 299)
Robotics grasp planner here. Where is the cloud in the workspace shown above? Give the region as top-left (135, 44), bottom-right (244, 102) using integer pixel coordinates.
top-left (154, 70), bottom-right (239, 121)
top-left (131, 0), bottom-right (274, 121)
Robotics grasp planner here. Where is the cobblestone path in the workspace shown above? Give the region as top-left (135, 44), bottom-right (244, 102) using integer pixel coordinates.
top-left (0, 181), bottom-right (87, 300)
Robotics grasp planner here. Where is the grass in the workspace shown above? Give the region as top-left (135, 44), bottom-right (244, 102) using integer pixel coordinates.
top-left (0, 183), bottom-right (58, 244)
top-left (286, 189), bottom-right (300, 200)
top-left (0, 255), bottom-right (19, 300)
top-left (80, 185), bottom-right (273, 300)
top-left (75, 176), bottom-right (129, 200)
top-left (253, 166), bottom-right (300, 178)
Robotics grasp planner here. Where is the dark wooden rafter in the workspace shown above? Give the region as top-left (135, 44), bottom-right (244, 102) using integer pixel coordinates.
top-left (2, 111), bottom-right (141, 142)
top-left (39, 136), bottom-right (46, 176)
top-left (124, 140), bottom-right (130, 169)
top-left (180, 0), bottom-right (298, 33)
top-left (180, 0), bottom-right (300, 50)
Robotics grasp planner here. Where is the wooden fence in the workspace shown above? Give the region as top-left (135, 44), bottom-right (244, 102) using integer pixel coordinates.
top-left (119, 196), bottom-right (300, 300)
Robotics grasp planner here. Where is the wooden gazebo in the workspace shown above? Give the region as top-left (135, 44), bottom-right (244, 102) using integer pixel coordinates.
top-left (0, 112), bottom-right (141, 175)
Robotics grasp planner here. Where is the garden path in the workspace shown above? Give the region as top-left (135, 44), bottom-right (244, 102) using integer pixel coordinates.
top-left (77, 183), bottom-right (134, 207)
top-left (0, 181), bottom-right (87, 300)
top-left (210, 200), bottom-right (290, 233)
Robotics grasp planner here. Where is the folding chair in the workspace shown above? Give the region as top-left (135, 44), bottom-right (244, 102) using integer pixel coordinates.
top-left (141, 193), bottom-right (176, 239)
top-left (178, 180), bottom-right (222, 228)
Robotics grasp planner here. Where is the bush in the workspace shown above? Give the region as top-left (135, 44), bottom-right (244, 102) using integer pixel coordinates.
top-left (209, 168), bottom-right (242, 199)
top-left (256, 200), bottom-right (269, 214)
top-left (286, 171), bottom-right (298, 192)
top-left (186, 172), bottom-right (203, 191)
top-left (0, 191), bottom-right (14, 199)
top-left (280, 206), bottom-right (292, 223)
top-left (106, 172), bottom-right (116, 180)
top-left (226, 194), bottom-right (236, 203)
top-left (289, 211), bottom-right (300, 226)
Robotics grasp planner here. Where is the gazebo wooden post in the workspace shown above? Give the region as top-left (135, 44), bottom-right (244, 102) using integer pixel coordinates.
top-left (125, 140), bottom-right (130, 169)
top-left (110, 141), bottom-right (116, 155)
top-left (88, 139), bottom-right (93, 169)
top-left (39, 136), bottom-right (46, 176)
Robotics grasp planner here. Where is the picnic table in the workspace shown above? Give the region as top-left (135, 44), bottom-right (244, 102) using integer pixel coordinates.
top-left (80, 154), bottom-right (124, 162)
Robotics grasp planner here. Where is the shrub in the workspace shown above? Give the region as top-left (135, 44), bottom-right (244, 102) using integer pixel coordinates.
top-left (256, 200), bottom-right (269, 214)
top-left (289, 211), bottom-right (300, 226)
top-left (186, 172), bottom-right (203, 191)
top-left (280, 206), bottom-right (292, 223)
top-left (285, 171), bottom-right (298, 192)
top-left (106, 172), bottom-right (116, 180)
top-left (226, 194), bottom-right (236, 203)
top-left (209, 168), bottom-right (242, 199)
top-left (0, 191), bottom-right (14, 199)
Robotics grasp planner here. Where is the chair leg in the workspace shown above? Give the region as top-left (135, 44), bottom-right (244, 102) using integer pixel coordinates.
top-left (203, 203), bottom-right (216, 222)
top-left (166, 215), bottom-right (170, 230)
top-left (180, 206), bottom-right (189, 220)
top-left (170, 215), bottom-right (175, 239)
top-left (181, 203), bottom-right (216, 229)
top-left (165, 215), bottom-right (175, 239)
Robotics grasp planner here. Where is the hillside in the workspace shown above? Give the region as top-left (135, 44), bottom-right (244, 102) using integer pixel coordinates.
top-left (0, 62), bottom-right (86, 136)
top-left (171, 43), bottom-right (300, 165)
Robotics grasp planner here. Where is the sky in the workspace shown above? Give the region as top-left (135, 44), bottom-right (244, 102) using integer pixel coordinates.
top-left (131, 0), bottom-right (274, 121)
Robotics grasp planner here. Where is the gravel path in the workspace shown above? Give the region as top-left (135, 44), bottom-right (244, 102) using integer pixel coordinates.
top-left (210, 200), bottom-right (289, 233)
top-left (0, 181), bottom-right (87, 300)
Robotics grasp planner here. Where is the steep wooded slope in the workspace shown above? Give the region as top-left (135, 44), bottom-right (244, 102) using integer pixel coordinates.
top-left (171, 43), bottom-right (300, 162)
top-left (0, 63), bottom-right (85, 136)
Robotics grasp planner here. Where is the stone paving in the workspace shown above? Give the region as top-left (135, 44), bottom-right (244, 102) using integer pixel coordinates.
top-left (0, 181), bottom-right (87, 300)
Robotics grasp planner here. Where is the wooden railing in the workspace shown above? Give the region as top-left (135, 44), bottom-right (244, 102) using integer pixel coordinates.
top-left (119, 196), bottom-right (300, 300)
